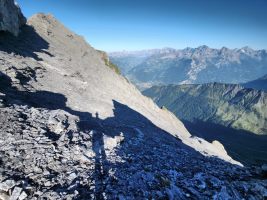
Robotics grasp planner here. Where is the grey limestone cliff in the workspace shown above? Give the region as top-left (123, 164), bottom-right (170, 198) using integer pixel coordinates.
top-left (0, 0), bottom-right (26, 36)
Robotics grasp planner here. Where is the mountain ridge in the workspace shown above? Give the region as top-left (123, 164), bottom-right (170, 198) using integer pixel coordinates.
top-left (109, 46), bottom-right (267, 56)
top-left (1, 1), bottom-right (267, 198)
top-left (109, 46), bottom-right (267, 90)
top-left (144, 82), bottom-right (267, 135)
top-left (6, 9), bottom-right (267, 198)
top-left (143, 83), bottom-right (267, 164)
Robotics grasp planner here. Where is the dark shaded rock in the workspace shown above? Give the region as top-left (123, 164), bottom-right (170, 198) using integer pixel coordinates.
top-left (0, 0), bottom-right (26, 36)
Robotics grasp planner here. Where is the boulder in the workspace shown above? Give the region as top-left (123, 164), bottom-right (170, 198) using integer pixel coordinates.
top-left (0, 0), bottom-right (26, 36)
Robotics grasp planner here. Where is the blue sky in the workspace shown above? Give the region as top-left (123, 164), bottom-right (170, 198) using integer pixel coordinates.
top-left (17, 0), bottom-right (267, 51)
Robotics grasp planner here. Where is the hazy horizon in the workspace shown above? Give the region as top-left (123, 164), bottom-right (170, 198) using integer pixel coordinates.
top-left (107, 45), bottom-right (267, 53)
top-left (17, 0), bottom-right (267, 51)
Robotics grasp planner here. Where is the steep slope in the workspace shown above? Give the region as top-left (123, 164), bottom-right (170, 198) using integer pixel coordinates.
top-left (109, 46), bottom-right (267, 90)
top-left (0, 10), bottom-right (267, 199)
top-left (23, 14), bottom-right (191, 144)
top-left (143, 83), bottom-right (267, 164)
top-left (243, 74), bottom-right (267, 92)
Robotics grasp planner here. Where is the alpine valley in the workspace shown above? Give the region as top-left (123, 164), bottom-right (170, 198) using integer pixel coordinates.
top-left (111, 47), bottom-right (267, 166)
top-left (143, 83), bottom-right (267, 165)
top-left (0, 1), bottom-right (267, 199)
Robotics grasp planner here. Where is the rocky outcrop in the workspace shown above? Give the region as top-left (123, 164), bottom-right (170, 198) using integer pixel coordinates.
top-left (0, 0), bottom-right (26, 36)
top-left (97, 50), bottom-right (121, 75)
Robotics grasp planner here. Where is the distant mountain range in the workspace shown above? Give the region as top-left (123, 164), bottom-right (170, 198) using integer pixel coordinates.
top-left (1, 1), bottom-right (267, 198)
top-left (143, 83), bottom-right (267, 164)
top-left (109, 46), bottom-right (267, 90)
top-left (2, 2), bottom-right (257, 197)
top-left (110, 46), bottom-right (267, 164)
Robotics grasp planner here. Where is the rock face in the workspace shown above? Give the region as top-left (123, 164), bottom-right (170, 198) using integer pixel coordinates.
top-left (143, 83), bottom-right (267, 164)
top-left (0, 11), bottom-right (267, 199)
top-left (109, 46), bottom-right (267, 90)
top-left (0, 0), bottom-right (26, 36)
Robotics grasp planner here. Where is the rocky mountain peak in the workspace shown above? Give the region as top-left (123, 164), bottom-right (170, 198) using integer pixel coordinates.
top-left (0, 6), bottom-right (241, 162)
top-left (28, 13), bottom-right (55, 27)
top-left (220, 46), bottom-right (229, 52)
top-left (197, 45), bottom-right (209, 50)
top-left (239, 46), bottom-right (255, 54)
top-left (28, 13), bottom-right (68, 35)
top-left (1, 3), bottom-right (267, 199)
